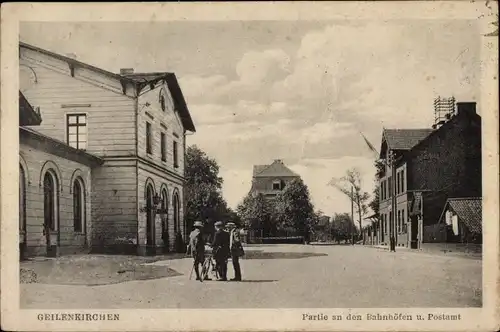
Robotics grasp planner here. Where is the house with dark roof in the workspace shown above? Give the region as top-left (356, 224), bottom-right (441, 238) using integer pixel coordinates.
top-left (19, 42), bottom-right (196, 257)
top-left (437, 197), bottom-right (482, 244)
top-left (377, 102), bottom-right (481, 250)
top-left (250, 159), bottom-right (300, 199)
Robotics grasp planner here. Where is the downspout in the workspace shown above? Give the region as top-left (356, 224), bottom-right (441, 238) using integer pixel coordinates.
top-left (134, 84), bottom-right (140, 252)
top-left (183, 130), bottom-right (187, 240)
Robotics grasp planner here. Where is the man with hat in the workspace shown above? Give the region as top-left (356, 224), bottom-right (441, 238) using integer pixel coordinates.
top-left (188, 221), bottom-right (205, 282)
top-left (227, 222), bottom-right (244, 281)
top-left (211, 221), bottom-right (230, 281)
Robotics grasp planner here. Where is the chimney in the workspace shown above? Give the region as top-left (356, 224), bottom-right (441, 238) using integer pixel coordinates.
top-left (66, 53), bottom-right (77, 60)
top-left (456, 102), bottom-right (476, 116)
top-left (274, 159), bottom-right (283, 164)
top-left (120, 68), bottom-right (135, 75)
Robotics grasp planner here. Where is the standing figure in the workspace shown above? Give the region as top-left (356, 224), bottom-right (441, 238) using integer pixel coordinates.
top-left (188, 221), bottom-right (205, 282)
top-left (212, 221), bottom-right (230, 281)
top-left (227, 222), bottom-right (244, 281)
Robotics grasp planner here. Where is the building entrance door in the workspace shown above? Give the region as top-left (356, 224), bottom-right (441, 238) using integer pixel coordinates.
top-left (410, 216), bottom-right (418, 249)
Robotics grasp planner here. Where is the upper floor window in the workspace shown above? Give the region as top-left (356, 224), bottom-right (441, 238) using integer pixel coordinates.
top-left (161, 132), bottom-right (167, 162)
top-left (146, 122), bottom-right (152, 154)
top-left (173, 141), bottom-right (179, 168)
top-left (397, 172), bottom-right (401, 194)
top-left (401, 169), bottom-right (405, 193)
top-left (272, 180), bottom-right (282, 191)
top-left (67, 114), bottom-right (87, 150)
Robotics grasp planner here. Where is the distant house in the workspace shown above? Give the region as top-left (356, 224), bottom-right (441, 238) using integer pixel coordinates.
top-left (19, 42), bottom-right (196, 257)
top-left (377, 101), bottom-right (481, 250)
top-left (250, 159), bottom-right (300, 199)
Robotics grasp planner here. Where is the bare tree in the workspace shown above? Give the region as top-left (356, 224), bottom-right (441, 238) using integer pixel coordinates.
top-left (329, 168), bottom-right (370, 244)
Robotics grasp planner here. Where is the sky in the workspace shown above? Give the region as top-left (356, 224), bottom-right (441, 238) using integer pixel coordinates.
top-left (20, 20), bottom-right (481, 219)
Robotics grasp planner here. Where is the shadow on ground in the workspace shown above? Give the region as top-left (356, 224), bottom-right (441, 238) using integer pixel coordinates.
top-left (242, 251), bottom-right (327, 259)
top-left (20, 255), bottom-right (181, 286)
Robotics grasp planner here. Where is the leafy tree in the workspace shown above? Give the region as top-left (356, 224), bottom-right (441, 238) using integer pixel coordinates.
top-left (330, 213), bottom-right (357, 244)
top-left (329, 168), bottom-right (369, 244)
top-left (368, 160), bottom-right (385, 216)
top-left (310, 210), bottom-right (331, 242)
top-left (185, 145), bottom-right (229, 230)
top-left (273, 178), bottom-right (315, 240)
top-left (236, 192), bottom-right (273, 237)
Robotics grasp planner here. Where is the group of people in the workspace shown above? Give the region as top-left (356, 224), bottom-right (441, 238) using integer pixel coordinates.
top-left (188, 220), bottom-right (245, 282)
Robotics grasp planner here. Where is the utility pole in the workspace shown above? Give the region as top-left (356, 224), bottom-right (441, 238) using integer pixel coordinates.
top-left (351, 185), bottom-right (354, 245)
top-left (389, 150), bottom-right (397, 252)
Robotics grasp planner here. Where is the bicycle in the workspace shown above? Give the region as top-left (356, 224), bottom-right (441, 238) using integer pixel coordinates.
top-left (201, 250), bottom-right (220, 281)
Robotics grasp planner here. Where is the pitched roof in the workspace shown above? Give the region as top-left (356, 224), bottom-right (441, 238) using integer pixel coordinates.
top-left (252, 165), bottom-right (269, 176)
top-left (20, 42), bottom-right (195, 132)
top-left (19, 91), bottom-right (42, 126)
top-left (253, 160), bottom-right (299, 178)
top-left (439, 197), bottom-right (482, 234)
top-left (20, 127), bottom-right (104, 167)
top-left (382, 128), bottom-right (434, 151)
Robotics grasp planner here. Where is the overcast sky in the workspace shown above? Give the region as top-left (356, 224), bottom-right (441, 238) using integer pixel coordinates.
top-left (20, 20), bottom-right (480, 218)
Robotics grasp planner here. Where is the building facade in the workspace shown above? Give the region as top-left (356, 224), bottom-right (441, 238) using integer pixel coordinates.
top-left (19, 92), bottom-right (103, 258)
top-left (19, 42), bottom-right (195, 257)
top-left (377, 102), bottom-right (481, 250)
top-left (378, 128), bottom-right (434, 248)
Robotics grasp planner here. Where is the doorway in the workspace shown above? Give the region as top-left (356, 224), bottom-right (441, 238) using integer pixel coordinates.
top-left (146, 184), bottom-right (155, 255)
top-left (410, 215), bottom-right (419, 249)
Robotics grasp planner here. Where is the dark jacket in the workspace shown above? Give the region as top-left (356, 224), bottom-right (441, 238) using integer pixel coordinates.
top-left (212, 229), bottom-right (230, 260)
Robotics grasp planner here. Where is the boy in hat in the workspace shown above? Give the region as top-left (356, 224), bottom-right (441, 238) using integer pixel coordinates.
top-left (211, 221), bottom-right (230, 281)
top-left (188, 221), bottom-right (205, 282)
top-left (227, 222), bottom-right (244, 281)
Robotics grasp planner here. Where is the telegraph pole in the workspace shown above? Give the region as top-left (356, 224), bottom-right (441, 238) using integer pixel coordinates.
top-left (351, 185), bottom-right (354, 245)
top-left (390, 150), bottom-right (397, 252)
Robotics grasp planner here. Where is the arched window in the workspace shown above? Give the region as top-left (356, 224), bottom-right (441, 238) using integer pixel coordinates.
top-left (73, 178), bottom-right (85, 232)
top-left (161, 189), bottom-right (169, 220)
top-left (43, 171), bottom-right (58, 231)
top-left (173, 192), bottom-right (180, 234)
top-left (161, 188), bottom-right (169, 246)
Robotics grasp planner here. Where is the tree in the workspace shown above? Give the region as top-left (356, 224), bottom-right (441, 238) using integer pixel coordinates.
top-left (236, 192), bottom-right (273, 237)
top-left (330, 213), bottom-right (357, 244)
top-left (368, 160), bottom-right (385, 216)
top-left (273, 178), bottom-right (315, 241)
top-left (185, 145), bottom-right (229, 229)
top-left (329, 168), bottom-right (370, 244)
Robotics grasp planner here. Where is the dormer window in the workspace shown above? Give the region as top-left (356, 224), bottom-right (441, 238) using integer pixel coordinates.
top-left (272, 180), bottom-right (282, 191)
